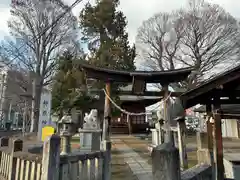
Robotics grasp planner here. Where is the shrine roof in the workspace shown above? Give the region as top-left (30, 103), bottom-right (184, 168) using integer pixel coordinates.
top-left (194, 104), bottom-right (240, 114)
top-left (181, 64), bottom-right (240, 108)
top-left (194, 104), bottom-right (240, 119)
top-left (80, 64), bottom-right (193, 83)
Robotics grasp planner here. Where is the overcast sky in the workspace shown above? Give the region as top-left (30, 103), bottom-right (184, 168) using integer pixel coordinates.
top-left (1, 0), bottom-right (240, 43)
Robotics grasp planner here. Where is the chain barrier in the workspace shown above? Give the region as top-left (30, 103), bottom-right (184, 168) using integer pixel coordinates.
top-left (102, 88), bottom-right (172, 116)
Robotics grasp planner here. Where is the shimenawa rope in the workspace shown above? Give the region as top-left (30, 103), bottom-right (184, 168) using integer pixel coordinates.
top-left (102, 89), bottom-right (172, 116)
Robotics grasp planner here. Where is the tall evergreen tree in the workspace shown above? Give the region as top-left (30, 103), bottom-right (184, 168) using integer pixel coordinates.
top-left (79, 0), bottom-right (136, 71)
top-left (51, 51), bottom-right (93, 117)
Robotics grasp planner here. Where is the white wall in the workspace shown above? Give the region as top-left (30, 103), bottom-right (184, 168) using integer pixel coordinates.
top-left (222, 119), bottom-right (239, 138)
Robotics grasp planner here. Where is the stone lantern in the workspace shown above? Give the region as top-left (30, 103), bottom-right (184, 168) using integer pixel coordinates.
top-left (58, 115), bottom-right (75, 155)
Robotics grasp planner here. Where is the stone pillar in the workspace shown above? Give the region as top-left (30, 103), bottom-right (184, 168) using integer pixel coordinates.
top-left (152, 143), bottom-right (181, 180)
top-left (173, 131), bottom-right (178, 147)
top-left (177, 118), bottom-right (188, 170)
top-left (151, 129), bottom-right (159, 146)
top-left (102, 141), bottom-right (111, 180)
top-left (197, 130), bottom-right (212, 164)
top-left (103, 81), bottom-right (111, 141)
top-left (0, 137), bottom-right (9, 147)
top-left (162, 84), bottom-right (174, 145)
top-left (197, 131), bottom-right (205, 149)
top-left (159, 119), bottom-right (164, 144)
top-left (41, 135), bottom-right (61, 180)
top-left (61, 135), bottom-right (71, 155)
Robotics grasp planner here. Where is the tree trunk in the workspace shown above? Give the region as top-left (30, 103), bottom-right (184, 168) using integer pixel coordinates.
top-left (30, 77), bottom-right (43, 133)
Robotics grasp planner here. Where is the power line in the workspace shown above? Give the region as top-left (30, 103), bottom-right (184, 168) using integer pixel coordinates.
top-left (4, 0), bottom-right (83, 66)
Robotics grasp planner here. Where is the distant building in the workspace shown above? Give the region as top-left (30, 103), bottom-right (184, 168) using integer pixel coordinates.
top-left (0, 66), bottom-right (52, 131)
top-left (194, 105), bottom-right (240, 138)
top-left (0, 67), bottom-right (32, 129)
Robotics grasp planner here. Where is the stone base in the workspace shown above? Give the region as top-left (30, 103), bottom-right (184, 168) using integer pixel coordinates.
top-left (79, 129), bottom-right (101, 151)
top-left (197, 148), bottom-right (212, 165)
top-left (151, 129), bottom-right (158, 144)
top-left (224, 153), bottom-right (240, 179)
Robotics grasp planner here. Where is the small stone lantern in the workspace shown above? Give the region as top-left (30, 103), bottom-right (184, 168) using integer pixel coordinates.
top-left (58, 115), bottom-right (75, 155)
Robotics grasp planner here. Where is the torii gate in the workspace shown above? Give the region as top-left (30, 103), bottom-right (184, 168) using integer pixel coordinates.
top-left (80, 64), bottom-right (193, 143)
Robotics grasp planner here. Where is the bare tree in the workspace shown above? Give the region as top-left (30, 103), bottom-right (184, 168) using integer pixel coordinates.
top-left (136, 0), bottom-right (240, 89)
top-left (136, 12), bottom-right (185, 89)
top-left (178, 0), bottom-right (240, 87)
top-left (136, 12), bottom-right (184, 72)
top-left (0, 0), bottom-right (79, 132)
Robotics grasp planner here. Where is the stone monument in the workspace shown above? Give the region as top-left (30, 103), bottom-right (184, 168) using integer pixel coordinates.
top-left (79, 109), bottom-right (102, 151)
top-left (149, 111), bottom-right (165, 153)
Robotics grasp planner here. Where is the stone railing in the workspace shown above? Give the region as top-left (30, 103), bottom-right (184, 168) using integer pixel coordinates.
top-left (60, 151), bottom-right (106, 179)
top-left (0, 135), bottom-right (111, 180)
top-left (42, 135), bottom-right (111, 180)
top-left (181, 164), bottom-right (212, 180)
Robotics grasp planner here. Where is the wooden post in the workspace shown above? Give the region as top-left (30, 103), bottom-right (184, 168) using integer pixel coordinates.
top-left (162, 84), bottom-right (173, 145)
top-left (177, 118), bottom-right (188, 170)
top-left (127, 114), bottom-right (132, 135)
top-left (212, 92), bottom-right (224, 180)
top-left (102, 141), bottom-right (111, 180)
top-left (103, 81), bottom-right (111, 141)
top-left (41, 135), bottom-right (61, 180)
top-left (206, 104), bottom-right (214, 166)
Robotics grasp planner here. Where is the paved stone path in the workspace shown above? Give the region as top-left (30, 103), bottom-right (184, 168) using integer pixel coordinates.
top-left (112, 138), bottom-right (153, 180)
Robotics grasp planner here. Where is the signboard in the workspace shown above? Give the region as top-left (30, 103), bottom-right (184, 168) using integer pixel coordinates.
top-left (38, 90), bottom-right (52, 140)
top-left (41, 126), bottom-right (55, 141)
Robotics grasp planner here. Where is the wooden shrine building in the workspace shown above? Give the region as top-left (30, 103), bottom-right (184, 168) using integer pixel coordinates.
top-left (80, 64), bottom-right (193, 134)
top-left (194, 104), bottom-right (240, 138)
top-left (180, 65), bottom-right (240, 180)
top-left (112, 85), bottom-right (161, 134)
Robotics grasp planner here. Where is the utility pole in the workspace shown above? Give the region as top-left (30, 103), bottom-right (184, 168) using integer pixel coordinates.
top-left (0, 73), bottom-right (6, 129)
top-left (22, 100), bottom-right (27, 136)
top-left (30, 77), bottom-right (36, 132)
